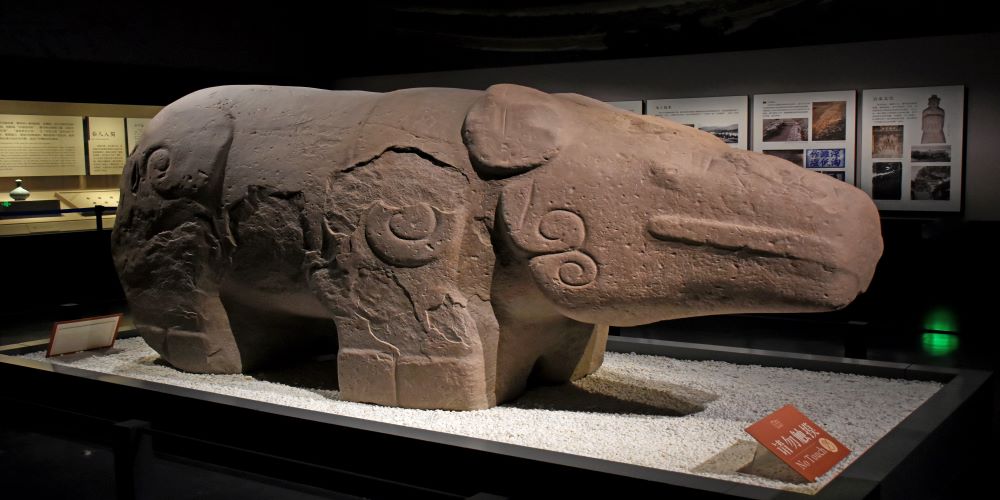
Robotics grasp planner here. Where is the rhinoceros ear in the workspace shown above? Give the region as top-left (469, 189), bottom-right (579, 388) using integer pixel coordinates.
top-left (462, 84), bottom-right (568, 177)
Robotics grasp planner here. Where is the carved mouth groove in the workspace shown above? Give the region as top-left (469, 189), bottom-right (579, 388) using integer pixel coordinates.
top-left (647, 215), bottom-right (831, 262)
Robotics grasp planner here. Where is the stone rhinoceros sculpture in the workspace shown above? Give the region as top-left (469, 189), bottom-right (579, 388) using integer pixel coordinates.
top-left (112, 84), bottom-right (882, 410)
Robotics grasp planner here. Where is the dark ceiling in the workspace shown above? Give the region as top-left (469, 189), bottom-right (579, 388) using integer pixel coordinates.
top-left (1, 1), bottom-right (994, 104)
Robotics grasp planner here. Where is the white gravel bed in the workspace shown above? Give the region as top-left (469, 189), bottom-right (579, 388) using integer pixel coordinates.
top-left (23, 337), bottom-right (942, 494)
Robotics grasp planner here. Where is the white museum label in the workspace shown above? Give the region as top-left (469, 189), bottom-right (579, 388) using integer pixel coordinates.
top-left (47, 314), bottom-right (123, 357)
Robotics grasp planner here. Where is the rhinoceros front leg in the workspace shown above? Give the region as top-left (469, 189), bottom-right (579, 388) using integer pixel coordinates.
top-left (310, 201), bottom-right (494, 410)
top-left (116, 220), bottom-right (242, 373)
top-left (329, 277), bottom-right (491, 410)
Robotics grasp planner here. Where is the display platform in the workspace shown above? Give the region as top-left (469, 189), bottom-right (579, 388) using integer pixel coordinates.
top-left (0, 333), bottom-right (991, 499)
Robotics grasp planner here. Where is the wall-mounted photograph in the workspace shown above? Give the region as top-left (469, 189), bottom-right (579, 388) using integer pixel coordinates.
top-left (763, 149), bottom-right (804, 166)
top-left (911, 145), bottom-right (951, 163)
top-left (763, 118), bottom-right (809, 142)
top-left (811, 101), bottom-right (847, 141)
top-left (872, 125), bottom-right (904, 159)
top-left (911, 165), bottom-right (951, 200)
top-left (872, 162), bottom-right (903, 200)
top-left (699, 124), bottom-right (739, 144)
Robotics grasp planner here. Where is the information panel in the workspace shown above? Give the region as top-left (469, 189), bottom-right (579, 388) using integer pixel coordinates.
top-left (87, 117), bottom-right (127, 175)
top-left (607, 101), bottom-right (643, 114)
top-left (646, 96), bottom-right (748, 150)
top-left (859, 86), bottom-right (964, 212)
top-left (0, 114), bottom-right (86, 177)
top-left (126, 117), bottom-right (151, 154)
top-left (752, 91), bottom-right (856, 184)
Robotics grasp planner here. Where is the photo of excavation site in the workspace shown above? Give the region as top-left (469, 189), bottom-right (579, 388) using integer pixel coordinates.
top-left (763, 118), bottom-right (809, 142)
top-left (911, 145), bottom-right (952, 162)
top-left (873, 125), bottom-right (904, 158)
top-left (872, 162), bottom-right (902, 200)
top-left (911, 165), bottom-right (951, 200)
top-left (699, 124), bottom-right (739, 144)
top-left (811, 101), bottom-right (847, 141)
top-left (806, 149), bottom-right (846, 168)
top-left (763, 149), bottom-right (804, 166)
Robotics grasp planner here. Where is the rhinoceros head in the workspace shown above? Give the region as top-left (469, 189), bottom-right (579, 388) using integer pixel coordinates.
top-left (464, 84), bottom-right (882, 327)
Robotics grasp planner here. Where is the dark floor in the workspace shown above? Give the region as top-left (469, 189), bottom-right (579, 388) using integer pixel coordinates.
top-left (1, 308), bottom-right (996, 499)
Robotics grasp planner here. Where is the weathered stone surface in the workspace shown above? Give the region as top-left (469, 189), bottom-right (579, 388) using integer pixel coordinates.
top-left (112, 84), bottom-right (883, 410)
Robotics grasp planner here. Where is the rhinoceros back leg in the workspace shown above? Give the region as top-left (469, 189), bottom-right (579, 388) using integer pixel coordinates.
top-left (568, 323), bottom-right (609, 380)
top-left (493, 317), bottom-right (608, 404)
top-left (119, 221), bottom-right (242, 374)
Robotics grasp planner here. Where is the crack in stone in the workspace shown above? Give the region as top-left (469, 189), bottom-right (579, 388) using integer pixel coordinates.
top-left (342, 146), bottom-right (470, 183)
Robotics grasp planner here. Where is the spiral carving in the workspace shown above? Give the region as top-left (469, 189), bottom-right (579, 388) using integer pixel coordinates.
top-left (501, 178), bottom-right (599, 289)
top-left (530, 250), bottom-right (598, 288)
top-left (365, 201), bottom-right (456, 267)
top-left (537, 210), bottom-right (586, 247)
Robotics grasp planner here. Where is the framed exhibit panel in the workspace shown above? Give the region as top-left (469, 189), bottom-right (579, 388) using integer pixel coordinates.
top-left (0, 114), bottom-right (86, 177)
top-left (858, 86), bottom-right (964, 212)
top-left (126, 117), bottom-right (152, 154)
top-left (607, 100), bottom-right (643, 114)
top-left (646, 96), bottom-right (748, 150)
top-left (752, 91), bottom-right (856, 184)
top-left (87, 117), bottom-right (128, 175)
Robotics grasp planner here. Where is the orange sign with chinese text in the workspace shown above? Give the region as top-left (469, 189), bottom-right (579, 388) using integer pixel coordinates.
top-left (745, 404), bottom-right (850, 481)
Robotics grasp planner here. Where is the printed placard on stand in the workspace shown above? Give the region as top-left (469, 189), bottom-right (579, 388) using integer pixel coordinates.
top-left (607, 101), bottom-right (643, 114)
top-left (47, 314), bottom-right (124, 357)
top-left (859, 86), bottom-right (964, 211)
top-left (745, 404), bottom-right (850, 482)
top-left (0, 114), bottom-right (86, 177)
top-left (752, 91), bottom-right (856, 184)
top-left (646, 96), bottom-right (748, 150)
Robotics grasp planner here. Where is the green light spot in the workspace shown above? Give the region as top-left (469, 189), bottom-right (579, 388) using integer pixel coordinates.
top-left (922, 333), bottom-right (959, 356)
top-left (1, 202), bottom-right (10, 207)
top-left (924, 307), bottom-right (958, 333)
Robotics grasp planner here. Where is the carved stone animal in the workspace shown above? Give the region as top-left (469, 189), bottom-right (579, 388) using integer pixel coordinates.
top-left (112, 84), bottom-right (883, 410)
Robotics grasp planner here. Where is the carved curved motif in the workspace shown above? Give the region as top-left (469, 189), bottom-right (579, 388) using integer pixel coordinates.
top-left (365, 201), bottom-right (456, 267)
top-left (529, 250), bottom-right (598, 288)
top-left (500, 178), bottom-right (598, 288)
top-left (501, 178), bottom-right (586, 254)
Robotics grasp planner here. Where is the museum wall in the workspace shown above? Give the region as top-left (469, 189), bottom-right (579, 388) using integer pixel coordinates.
top-left (3, 32), bottom-right (998, 343)
top-left (332, 32), bottom-right (1000, 339)
top-left (333, 32), bottom-right (1000, 222)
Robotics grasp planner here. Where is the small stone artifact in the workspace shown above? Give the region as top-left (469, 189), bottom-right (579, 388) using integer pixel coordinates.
top-left (9, 179), bottom-right (30, 201)
top-left (112, 84), bottom-right (883, 410)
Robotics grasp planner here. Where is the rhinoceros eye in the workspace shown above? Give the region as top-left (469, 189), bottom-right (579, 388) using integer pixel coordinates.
top-left (148, 148), bottom-right (171, 179)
